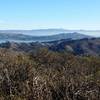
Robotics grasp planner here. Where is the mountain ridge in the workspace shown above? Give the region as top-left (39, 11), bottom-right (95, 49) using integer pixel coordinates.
top-left (0, 32), bottom-right (92, 42)
top-left (0, 37), bottom-right (100, 56)
top-left (0, 29), bottom-right (99, 36)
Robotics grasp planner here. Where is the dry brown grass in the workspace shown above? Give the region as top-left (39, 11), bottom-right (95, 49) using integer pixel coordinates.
top-left (0, 48), bottom-right (99, 100)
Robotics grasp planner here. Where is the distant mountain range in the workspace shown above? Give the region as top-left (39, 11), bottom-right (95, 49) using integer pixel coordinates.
top-left (0, 29), bottom-right (100, 56)
top-left (0, 29), bottom-right (99, 36)
top-left (0, 31), bottom-right (92, 42)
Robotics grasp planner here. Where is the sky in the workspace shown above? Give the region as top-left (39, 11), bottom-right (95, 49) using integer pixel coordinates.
top-left (0, 0), bottom-right (100, 31)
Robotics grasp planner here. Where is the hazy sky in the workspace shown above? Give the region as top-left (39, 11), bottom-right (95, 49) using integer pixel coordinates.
top-left (0, 0), bottom-right (100, 30)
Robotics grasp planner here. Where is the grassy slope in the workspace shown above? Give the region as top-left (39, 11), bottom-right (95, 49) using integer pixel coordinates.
top-left (0, 48), bottom-right (99, 99)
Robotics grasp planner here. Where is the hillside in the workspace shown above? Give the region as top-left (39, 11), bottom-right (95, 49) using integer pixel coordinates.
top-left (47, 38), bottom-right (100, 56)
top-left (0, 37), bottom-right (99, 99)
top-left (0, 48), bottom-right (99, 99)
top-left (0, 37), bottom-right (100, 56)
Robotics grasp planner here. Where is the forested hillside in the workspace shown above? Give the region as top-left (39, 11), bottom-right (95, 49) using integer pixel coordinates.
top-left (1, 37), bottom-right (100, 56)
top-left (0, 48), bottom-right (100, 100)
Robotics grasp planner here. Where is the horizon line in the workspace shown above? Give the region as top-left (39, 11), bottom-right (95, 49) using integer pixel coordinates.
top-left (0, 28), bottom-right (100, 31)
